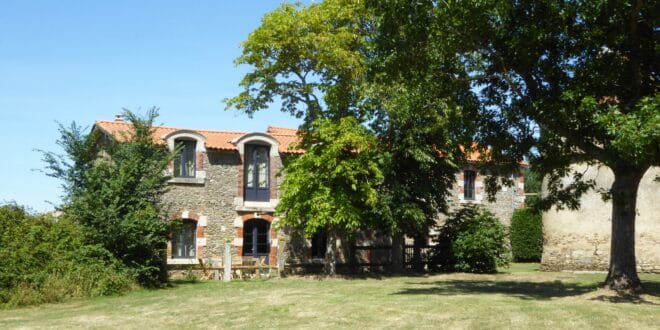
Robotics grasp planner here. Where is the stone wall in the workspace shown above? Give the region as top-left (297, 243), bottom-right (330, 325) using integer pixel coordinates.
top-left (541, 165), bottom-right (660, 273)
top-left (162, 152), bottom-right (528, 271)
top-left (440, 165), bottom-right (526, 227)
top-left (163, 150), bottom-right (241, 264)
top-left (163, 147), bottom-right (286, 267)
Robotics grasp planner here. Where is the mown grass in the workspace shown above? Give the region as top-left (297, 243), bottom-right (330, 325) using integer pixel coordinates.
top-left (1, 264), bottom-right (659, 329)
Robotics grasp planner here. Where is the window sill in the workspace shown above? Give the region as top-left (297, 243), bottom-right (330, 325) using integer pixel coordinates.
top-left (167, 258), bottom-right (198, 265)
top-left (459, 199), bottom-right (481, 204)
top-left (234, 198), bottom-right (278, 212)
top-left (168, 177), bottom-right (205, 185)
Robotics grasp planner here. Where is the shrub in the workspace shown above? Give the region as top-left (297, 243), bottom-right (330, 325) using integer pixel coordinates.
top-left (430, 205), bottom-right (509, 273)
top-left (41, 109), bottom-right (172, 287)
top-left (0, 204), bottom-right (133, 307)
top-left (510, 208), bottom-right (543, 262)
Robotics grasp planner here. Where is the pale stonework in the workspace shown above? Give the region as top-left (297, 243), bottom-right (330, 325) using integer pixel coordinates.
top-left (541, 165), bottom-right (660, 273)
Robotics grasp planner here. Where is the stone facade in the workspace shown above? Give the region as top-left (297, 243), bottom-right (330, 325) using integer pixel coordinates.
top-left (163, 150), bottom-right (242, 265)
top-left (541, 164), bottom-right (660, 273)
top-left (94, 119), bottom-right (527, 272)
top-left (162, 136), bottom-right (287, 267)
top-left (442, 164), bottom-right (526, 227)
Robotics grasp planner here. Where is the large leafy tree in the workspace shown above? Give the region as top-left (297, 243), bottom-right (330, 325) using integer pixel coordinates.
top-left (225, 0), bottom-right (370, 127)
top-left (227, 0), bottom-right (375, 274)
top-left (373, 0), bottom-right (658, 291)
top-left (228, 0), bottom-right (473, 273)
top-left (276, 117), bottom-right (383, 274)
top-left (41, 109), bottom-right (174, 286)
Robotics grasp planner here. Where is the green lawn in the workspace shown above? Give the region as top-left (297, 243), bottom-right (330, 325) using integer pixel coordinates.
top-left (2, 264), bottom-right (659, 329)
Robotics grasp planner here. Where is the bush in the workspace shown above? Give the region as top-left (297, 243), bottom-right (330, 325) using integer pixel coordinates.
top-left (510, 208), bottom-right (543, 262)
top-left (0, 204), bottom-right (133, 307)
top-left (430, 205), bottom-right (509, 273)
top-left (42, 109), bottom-right (172, 287)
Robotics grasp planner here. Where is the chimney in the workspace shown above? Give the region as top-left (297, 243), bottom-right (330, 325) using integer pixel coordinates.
top-left (114, 114), bottom-right (125, 122)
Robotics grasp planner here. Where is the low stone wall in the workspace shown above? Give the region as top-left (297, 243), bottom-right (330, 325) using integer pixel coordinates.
top-left (541, 165), bottom-right (660, 273)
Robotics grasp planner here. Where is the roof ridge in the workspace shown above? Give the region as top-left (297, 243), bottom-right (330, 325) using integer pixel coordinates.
top-left (267, 125), bottom-right (297, 129)
top-left (95, 120), bottom-right (248, 135)
top-left (269, 133), bottom-right (299, 137)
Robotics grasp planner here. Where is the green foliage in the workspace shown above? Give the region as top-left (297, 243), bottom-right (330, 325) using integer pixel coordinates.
top-left (523, 168), bottom-right (542, 207)
top-left (225, 0), bottom-right (370, 127)
top-left (524, 169), bottom-right (542, 194)
top-left (276, 116), bottom-right (383, 236)
top-left (230, 0), bottom-right (468, 244)
top-left (430, 206), bottom-right (509, 273)
top-left (0, 203), bottom-right (132, 307)
top-left (372, 88), bottom-right (469, 237)
top-left (42, 108), bottom-right (172, 287)
top-left (372, 0), bottom-right (659, 203)
top-left (372, 0), bottom-right (658, 288)
top-left (510, 208), bottom-right (543, 262)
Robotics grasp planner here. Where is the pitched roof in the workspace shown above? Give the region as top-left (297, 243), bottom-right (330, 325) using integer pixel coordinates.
top-left (266, 125), bottom-right (298, 135)
top-left (93, 120), bottom-right (302, 153)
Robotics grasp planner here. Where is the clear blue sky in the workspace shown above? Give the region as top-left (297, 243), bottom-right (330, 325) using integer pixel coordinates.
top-left (0, 0), bottom-right (307, 212)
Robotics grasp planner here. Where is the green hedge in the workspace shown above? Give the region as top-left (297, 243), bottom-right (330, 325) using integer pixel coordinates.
top-left (0, 204), bottom-right (133, 307)
top-left (509, 208), bottom-right (543, 262)
top-left (430, 205), bottom-right (510, 273)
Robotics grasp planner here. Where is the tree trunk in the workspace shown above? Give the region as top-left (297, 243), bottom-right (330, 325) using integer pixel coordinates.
top-left (412, 235), bottom-right (424, 273)
top-left (604, 166), bottom-right (646, 292)
top-left (324, 230), bottom-right (337, 276)
top-left (390, 232), bottom-right (404, 273)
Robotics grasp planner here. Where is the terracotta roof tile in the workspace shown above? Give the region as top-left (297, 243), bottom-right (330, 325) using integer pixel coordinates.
top-left (94, 120), bottom-right (302, 153)
top-left (266, 125), bottom-right (298, 135)
top-left (271, 133), bottom-right (304, 154)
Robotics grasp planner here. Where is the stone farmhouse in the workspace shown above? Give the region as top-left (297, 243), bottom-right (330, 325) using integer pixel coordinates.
top-left (541, 164), bottom-right (660, 273)
top-left (93, 117), bottom-right (525, 272)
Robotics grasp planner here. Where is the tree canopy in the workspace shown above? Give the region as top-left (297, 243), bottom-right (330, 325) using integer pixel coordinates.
top-left (372, 0), bottom-right (658, 290)
top-left (231, 0), bottom-right (657, 286)
top-left (227, 0), bottom-right (473, 274)
top-left (41, 109), bottom-right (173, 287)
top-left (225, 0), bottom-right (371, 127)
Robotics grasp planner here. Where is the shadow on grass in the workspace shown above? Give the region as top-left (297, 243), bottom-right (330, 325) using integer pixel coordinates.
top-left (589, 281), bottom-right (660, 305)
top-left (642, 280), bottom-right (660, 297)
top-left (589, 294), bottom-right (658, 305)
top-left (166, 279), bottom-right (206, 288)
top-left (395, 278), bottom-right (660, 303)
top-left (395, 279), bottom-right (598, 300)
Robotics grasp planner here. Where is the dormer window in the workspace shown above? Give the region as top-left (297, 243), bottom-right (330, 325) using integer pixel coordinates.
top-left (175, 139), bottom-right (196, 178)
top-left (245, 145), bottom-right (270, 202)
top-left (233, 132), bottom-right (280, 208)
top-left (164, 130), bottom-right (206, 184)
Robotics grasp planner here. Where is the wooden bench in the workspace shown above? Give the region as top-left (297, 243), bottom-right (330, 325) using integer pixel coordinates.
top-left (195, 258), bottom-right (277, 280)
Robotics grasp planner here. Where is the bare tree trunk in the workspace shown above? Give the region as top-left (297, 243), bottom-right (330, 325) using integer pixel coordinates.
top-left (390, 232), bottom-right (404, 273)
top-left (604, 166), bottom-right (646, 292)
top-left (324, 230), bottom-right (337, 276)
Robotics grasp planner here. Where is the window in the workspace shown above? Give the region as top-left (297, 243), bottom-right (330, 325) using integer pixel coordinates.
top-left (311, 231), bottom-right (327, 259)
top-left (174, 140), bottom-right (196, 178)
top-left (464, 170), bottom-right (476, 200)
top-left (243, 219), bottom-right (270, 263)
top-left (244, 145), bottom-right (270, 201)
top-left (172, 220), bottom-right (196, 259)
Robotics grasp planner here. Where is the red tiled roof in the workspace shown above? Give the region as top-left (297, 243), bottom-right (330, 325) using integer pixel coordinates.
top-left (267, 125), bottom-right (298, 135)
top-left (271, 133), bottom-right (303, 154)
top-left (93, 120), bottom-right (302, 153)
top-left (459, 144), bottom-right (528, 165)
top-left (459, 144), bottom-right (485, 162)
